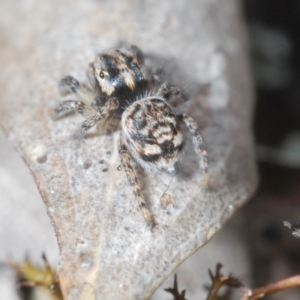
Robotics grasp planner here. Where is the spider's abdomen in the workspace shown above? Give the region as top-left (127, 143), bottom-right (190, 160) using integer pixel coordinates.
top-left (121, 97), bottom-right (184, 172)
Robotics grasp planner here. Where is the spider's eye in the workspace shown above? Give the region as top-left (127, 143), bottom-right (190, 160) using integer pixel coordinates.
top-left (99, 72), bottom-right (105, 79)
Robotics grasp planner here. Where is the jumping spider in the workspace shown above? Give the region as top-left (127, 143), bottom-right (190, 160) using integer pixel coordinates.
top-left (55, 44), bottom-right (208, 228)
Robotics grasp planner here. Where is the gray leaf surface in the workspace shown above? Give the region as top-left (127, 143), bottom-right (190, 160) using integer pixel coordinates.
top-left (0, 0), bottom-right (257, 299)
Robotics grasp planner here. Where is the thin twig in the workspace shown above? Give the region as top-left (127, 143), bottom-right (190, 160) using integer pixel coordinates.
top-left (164, 274), bottom-right (187, 300)
top-left (241, 275), bottom-right (300, 300)
top-left (206, 263), bottom-right (243, 300)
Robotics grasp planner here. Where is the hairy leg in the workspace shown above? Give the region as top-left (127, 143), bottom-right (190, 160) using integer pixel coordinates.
top-left (59, 75), bottom-right (82, 95)
top-left (180, 113), bottom-right (208, 187)
top-left (54, 100), bottom-right (86, 118)
top-left (157, 82), bottom-right (188, 104)
top-left (55, 75), bottom-right (94, 118)
top-left (118, 135), bottom-right (156, 228)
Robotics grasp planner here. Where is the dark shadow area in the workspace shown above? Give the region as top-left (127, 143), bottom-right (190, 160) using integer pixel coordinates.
top-left (242, 1), bottom-right (300, 298)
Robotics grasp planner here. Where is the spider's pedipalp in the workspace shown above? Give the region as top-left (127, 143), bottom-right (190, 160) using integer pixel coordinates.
top-left (81, 97), bottom-right (119, 131)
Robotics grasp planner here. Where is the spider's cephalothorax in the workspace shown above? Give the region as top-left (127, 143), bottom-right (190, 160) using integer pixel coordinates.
top-left (88, 45), bottom-right (149, 116)
top-left (55, 45), bottom-right (208, 228)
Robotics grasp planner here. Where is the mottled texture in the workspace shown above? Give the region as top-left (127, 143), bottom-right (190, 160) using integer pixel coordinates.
top-left (0, 0), bottom-right (257, 299)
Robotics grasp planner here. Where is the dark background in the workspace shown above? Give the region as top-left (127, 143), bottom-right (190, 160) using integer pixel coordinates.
top-left (243, 1), bottom-right (300, 298)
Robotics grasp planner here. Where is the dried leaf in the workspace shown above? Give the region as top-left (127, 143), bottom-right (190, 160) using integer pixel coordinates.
top-left (0, 0), bottom-right (257, 299)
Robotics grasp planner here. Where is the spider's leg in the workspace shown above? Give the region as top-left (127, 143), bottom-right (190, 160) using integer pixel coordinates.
top-left (81, 97), bottom-right (119, 131)
top-left (55, 75), bottom-right (94, 118)
top-left (180, 113), bottom-right (208, 187)
top-left (150, 68), bottom-right (164, 85)
top-left (59, 75), bottom-right (91, 95)
top-left (118, 135), bottom-right (157, 229)
top-left (157, 82), bottom-right (188, 103)
top-left (54, 100), bottom-right (87, 118)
